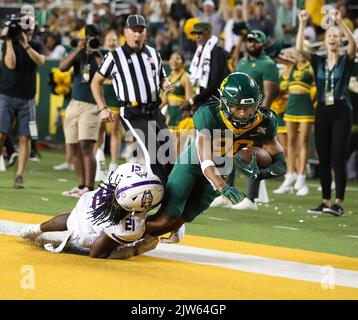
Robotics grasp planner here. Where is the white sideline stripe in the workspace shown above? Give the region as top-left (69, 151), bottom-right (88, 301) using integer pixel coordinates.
top-left (1, 220), bottom-right (358, 289)
top-left (274, 225), bottom-right (300, 231)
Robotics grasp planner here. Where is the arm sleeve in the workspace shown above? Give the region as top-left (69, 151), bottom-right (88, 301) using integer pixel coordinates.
top-left (257, 152), bottom-right (287, 180)
top-left (193, 47), bottom-right (228, 106)
top-left (97, 52), bottom-right (115, 78)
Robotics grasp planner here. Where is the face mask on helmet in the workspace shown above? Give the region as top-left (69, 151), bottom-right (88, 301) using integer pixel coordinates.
top-left (221, 96), bottom-right (261, 128)
top-left (219, 72), bottom-right (263, 128)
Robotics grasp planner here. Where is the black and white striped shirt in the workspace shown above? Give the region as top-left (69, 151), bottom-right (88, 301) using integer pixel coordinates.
top-left (97, 43), bottom-right (165, 104)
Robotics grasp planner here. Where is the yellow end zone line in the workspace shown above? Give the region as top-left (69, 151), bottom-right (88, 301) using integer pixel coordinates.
top-left (1, 209), bottom-right (358, 272)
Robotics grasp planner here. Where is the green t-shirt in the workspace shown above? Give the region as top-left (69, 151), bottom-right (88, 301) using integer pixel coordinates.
top-left (178, 102), bottom-right (278, 175)
top-left (236, 53), bottom-right (280, 92)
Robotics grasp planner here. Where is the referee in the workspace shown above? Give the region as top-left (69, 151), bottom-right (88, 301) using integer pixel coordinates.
top-left (91, 15), bottom-right (174, 184)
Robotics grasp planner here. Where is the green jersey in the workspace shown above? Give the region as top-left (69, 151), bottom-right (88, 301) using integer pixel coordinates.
top-left (181, 102), bottom-right (277, 168)
top-left (162, 102), bottom-right (278, 223)
top-left (236, 53), bottom-right (279, 93)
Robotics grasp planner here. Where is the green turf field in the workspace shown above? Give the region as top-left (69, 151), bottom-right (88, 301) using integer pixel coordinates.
top-left (1, 149), bottom-right (357, 257)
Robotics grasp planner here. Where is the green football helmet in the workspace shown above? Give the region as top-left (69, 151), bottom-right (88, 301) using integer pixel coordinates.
top-left (219, 72), bottom-right (263, 128)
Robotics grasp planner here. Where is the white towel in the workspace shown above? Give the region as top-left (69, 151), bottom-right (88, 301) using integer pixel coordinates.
top-left (189, 35), bottom-right (218, 89)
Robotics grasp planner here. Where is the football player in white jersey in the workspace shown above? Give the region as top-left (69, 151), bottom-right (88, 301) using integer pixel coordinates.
top-left (20, 163), bottom-right (165, 259)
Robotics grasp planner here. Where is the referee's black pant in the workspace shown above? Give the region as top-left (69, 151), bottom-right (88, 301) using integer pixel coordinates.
top-left (120, 107), bottom-right (175, 184)
top-left (314, 101), bottom-right (352, 201)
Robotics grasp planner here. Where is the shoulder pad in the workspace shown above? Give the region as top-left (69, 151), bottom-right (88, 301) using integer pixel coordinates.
top-left (259, 106), bottom-right (277, 118)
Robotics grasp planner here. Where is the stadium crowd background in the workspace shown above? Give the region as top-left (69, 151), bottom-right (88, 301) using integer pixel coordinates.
top-left (1, 0), bottom-right (358, 180)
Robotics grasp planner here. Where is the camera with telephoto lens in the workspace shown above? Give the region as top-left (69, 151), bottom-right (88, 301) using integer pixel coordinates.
top-left (71, 24), bottom-right (101, 50)
top-left (232, 21), bottom-right (250, 36)
top-left (3, 14), bottom-right (24, 40)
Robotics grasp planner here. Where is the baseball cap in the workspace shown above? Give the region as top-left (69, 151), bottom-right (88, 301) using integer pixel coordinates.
top-left (191, 21), bottom-right (212, 34)
top-left (246, 29), bottom-right (267, 44)
top-left (125, 14), bottom-right (146, 29)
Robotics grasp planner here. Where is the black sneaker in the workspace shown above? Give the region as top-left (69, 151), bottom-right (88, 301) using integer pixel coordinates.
top-left (307, 203), bottom-right (328, 214)
top-left (323, 204), bottom-right (345, 217)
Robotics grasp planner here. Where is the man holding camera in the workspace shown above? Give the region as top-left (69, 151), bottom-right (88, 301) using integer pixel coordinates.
top-left (0, 14), bottom-right (45, 188)
top-left (60, 25), bottom-right (111, 198)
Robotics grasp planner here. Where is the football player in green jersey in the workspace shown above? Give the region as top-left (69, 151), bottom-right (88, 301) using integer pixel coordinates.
top-left (142, 72), bottom-right (287, 239)
top-left (91, 73), bottom-right (287, 255)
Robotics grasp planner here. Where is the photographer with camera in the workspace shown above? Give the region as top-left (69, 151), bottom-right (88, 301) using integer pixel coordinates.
top-left (0, 13), bottom-right (45, 188)
top-left (60, 24), bottom-right (110, 198)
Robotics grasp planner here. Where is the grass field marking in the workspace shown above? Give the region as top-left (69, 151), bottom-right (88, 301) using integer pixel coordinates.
top-left (1, 219), bottom-right (358, 290)
top-left (208, 217), bottom-right (229, 221)
top-left (274, 225), bottom-right (300, 231)
top-left (347, 235), bottom-right (358, 239)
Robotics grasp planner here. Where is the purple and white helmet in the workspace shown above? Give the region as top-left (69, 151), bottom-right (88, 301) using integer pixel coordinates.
top-left (114, 171), bottom-right (164, 213)
top-left (107, 163), bottom-right (145, 184)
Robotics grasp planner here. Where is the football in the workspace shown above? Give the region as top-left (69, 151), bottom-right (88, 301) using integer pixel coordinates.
top-left (237, 146), bottom-right (272, 168)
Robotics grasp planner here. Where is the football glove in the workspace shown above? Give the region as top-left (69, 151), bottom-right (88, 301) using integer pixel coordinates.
top-left (160, 224), bottom-right (185, 244)
top-left (219, 186), bottom-right (245, 204)
top-left (234, 152), bottom-right (260, 180)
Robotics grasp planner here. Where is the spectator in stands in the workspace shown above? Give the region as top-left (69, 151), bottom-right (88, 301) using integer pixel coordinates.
top-left (337, 3), bottom-right (354, 32)
top-left (223, 4), bottom-right (243, 55)
top-left (142, 0), bottom-right (169, 36)
top-left (43, 33), bottom-right (66, 59)
top-left (297, 9), bottom-right (357, 216)
top-left (243, 0), bottom-right (274, 39)
top-left (35, 0), bottom-right (52, 27)
top-left (274, 0), bottom-right (297, 45)
top-left (155, 29), bottom-right (174, 60)
top-left (187, 0), bottom-right (227, 38)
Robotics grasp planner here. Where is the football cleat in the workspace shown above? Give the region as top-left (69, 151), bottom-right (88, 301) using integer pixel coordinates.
top-left (20, 224), bottom-right (42, 241)
top-left (210, 195), bottom-right (232, 208)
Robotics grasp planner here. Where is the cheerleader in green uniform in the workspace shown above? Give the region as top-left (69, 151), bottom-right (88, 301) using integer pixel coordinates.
top-left (161, 52), bottom-right (193, 155)
top-left (271, 61), bottom-right (291, 154)
top-left (276, 50), bottom-right (316, 196)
